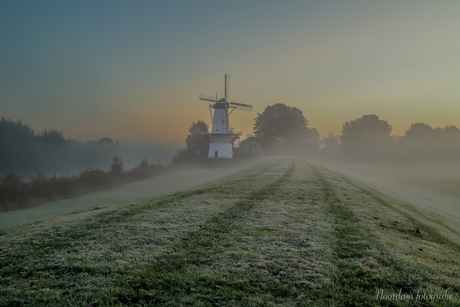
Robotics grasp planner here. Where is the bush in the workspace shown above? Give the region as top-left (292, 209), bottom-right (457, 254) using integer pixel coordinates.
top-left (0, 173), bottom-right (25, 203)
top-left (123, 157), bottom-right (166, 181)
top-left (171, 148), bottom-right (192, 165)
top-left (79, 169), bottom-right (111, 189)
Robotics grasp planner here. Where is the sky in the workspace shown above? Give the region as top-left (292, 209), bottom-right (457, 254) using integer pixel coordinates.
top-left (1, 0), bottom-right (460, 143)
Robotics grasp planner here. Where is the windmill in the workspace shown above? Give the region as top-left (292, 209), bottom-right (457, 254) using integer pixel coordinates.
top-left (199, 74), bottom-right (253, 158)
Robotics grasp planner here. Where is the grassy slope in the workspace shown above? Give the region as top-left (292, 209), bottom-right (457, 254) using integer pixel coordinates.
top-left (0, 158), bottom-right (459, 306)
top-left (0, 157), bottom-right (265, 229)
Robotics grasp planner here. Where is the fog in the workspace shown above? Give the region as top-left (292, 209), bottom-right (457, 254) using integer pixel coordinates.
top-left (3, 111), bottom-right (460, 226)
top-left (0, 157), bottom-right (266, 228)
top-left (253, 110), bottom-right (460, 224)
top-left (0, 118), bottom-right (182, 176)
top-left (113, 142), bottom-right (182, 170)
top-left (308, 156), bottom-right (460, 224)
top-left (0, 141), bottom-right (181, 176)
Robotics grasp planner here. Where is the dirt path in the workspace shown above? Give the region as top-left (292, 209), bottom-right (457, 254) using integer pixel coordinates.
top-left (0, 158), bottom-right (266, 229)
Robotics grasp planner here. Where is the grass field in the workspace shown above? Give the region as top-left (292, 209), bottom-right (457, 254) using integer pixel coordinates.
top-left (1, 158), bottom-right (459, 306)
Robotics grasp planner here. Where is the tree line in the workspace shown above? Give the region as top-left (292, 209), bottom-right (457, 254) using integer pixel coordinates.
top-left (323, 114), bottom-right (460, 160)
top-left (173, 103), bottom-right (460, 162)
top-left (0, 117), bottom-right (120, 175)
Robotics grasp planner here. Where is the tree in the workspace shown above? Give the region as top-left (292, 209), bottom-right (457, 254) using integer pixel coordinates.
top-left (138, 157), bottom-right (149, 169)
top-left (401, 123), bottom-right (460, 159)
top-left (185, 120), bottom-right (210, 157)
top-left (340, 114), bottom-right (392, 155)
top-left (443, 125), bottom-right (460, 135)
top-left (1, 173), bottom-right (24, 190)
top-left (38, 129), bottom-right (66, 144)
top-left (97, 137), bottom-right (114, 145)
top-left (253, 103), bottom-right (318, 153)
top-left (0, 118), bottom-right (37, 173)
top-left (109, 156), bottom-right (124, 175)
top-left (404, 123), bottom-right (433, 139)
top-left (322, 132), bottom-right (340, 152)
top-left (172, 120), bottom-right (210, 164)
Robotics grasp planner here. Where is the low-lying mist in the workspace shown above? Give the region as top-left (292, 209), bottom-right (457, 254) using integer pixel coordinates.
top-left (1, 141), bottom-right (182, 177)
top-left (0, 117), bottom-right (182, 176)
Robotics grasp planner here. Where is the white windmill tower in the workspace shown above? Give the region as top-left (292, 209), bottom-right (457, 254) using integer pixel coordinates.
top-left (199, 74), bottom-right (253, 158)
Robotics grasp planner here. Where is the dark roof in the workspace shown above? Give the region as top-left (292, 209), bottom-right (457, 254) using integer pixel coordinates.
top-left (241, 137), bottom-right (259, 144)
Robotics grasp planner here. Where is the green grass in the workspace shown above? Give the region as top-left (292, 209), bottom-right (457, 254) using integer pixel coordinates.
top-left (0, 159), bottom-right (459, 306)
top-left (312, 165), bottom-right (460, 306)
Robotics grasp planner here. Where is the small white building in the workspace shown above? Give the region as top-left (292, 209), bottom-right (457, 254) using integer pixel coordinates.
top-left (239, 137), bottom-right (262, 155)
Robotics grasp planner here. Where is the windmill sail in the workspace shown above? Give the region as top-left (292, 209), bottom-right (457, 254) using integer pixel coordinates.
top-left (225, 74), bottom-right (230, 100)
top-left (229, 101), bottom-right (252, 108)
top-left (199, 93), bottom-right (221, 102)
top-left (230, 106), bottom-right (252, 112)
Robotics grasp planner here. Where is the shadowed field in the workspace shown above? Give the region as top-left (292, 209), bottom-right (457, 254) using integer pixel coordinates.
top-left (1, 158), bottom-right (459, 306)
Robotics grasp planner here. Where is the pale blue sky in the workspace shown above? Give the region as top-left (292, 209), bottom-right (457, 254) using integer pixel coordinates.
top-left (1, 1), bottom-right (460, 142)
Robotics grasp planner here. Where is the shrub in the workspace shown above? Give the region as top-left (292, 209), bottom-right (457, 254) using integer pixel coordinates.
top-left (171, 148), bottom-right (192, 165)
top-left (79, 169), bottom-right (111, 189)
